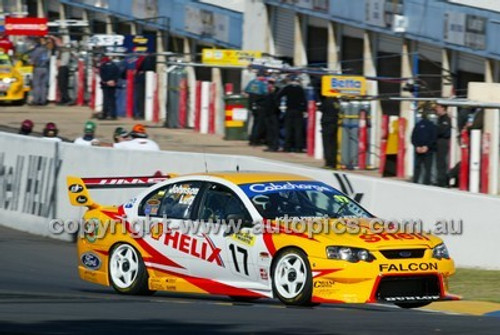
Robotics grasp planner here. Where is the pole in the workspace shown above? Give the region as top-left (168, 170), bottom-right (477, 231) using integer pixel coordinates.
top-left (307, 100), bottom-right (316, 157)
top-left (396, 117), bottom-right (406, 178)
top-left (125, 69), bottom-right (134, 118)
top-left (459, 130), bottom-right (470, 191)
top-left (209, 82), bottom-right (216, 134)
top-left (469, 129), bottom-right (481, 193)
top-left (480, 132), bottom-right (490, 194)
top-left (195, 81), bottom-right (202, 132)
top-left (379, 114), bottom-right (389, 175)
top-left (144, 71), bottom-right (155, 121)
top-left (179, 78), bottom-right (188, 128)
top-left (358, 109), bottom-right (368, 169)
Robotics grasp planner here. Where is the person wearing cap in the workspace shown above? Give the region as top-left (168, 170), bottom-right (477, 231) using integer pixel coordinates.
top-left (411, 109), bottom-right (437, 185)
top-left (245, 70), bottom-right (269, 146)
top-left (113, 127), bottom-right (130, 144)
top-left (74, 121), bottom-right (99, 146)
top-left (19, 119), bottom-right (34, 136)
top-left (113, 124), bottom-right (160, 151)
top-left (42, 122), bottom-right (62, 142)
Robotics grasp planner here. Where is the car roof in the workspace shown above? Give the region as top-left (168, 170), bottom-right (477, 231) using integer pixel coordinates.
top-left (187, 171), bottom-right (313, 185)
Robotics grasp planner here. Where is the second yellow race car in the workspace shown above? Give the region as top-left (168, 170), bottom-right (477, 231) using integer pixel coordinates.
top-left (67, 171), bottom-right (459, 308)
top-left (0, 53), bottom-right (28, 104)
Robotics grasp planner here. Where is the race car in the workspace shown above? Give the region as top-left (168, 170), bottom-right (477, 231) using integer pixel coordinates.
top-left (0, 53), bottom-right (27, 104)
top-left (67, 171), bottom-right (458, 308)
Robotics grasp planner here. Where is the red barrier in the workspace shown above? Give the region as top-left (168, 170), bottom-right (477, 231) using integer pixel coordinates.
top-left (379, 115), bottom-right (389, 175)
top-left (358, 110), bottom-right (368, 169)
top-left (306, 100), bottom-right (316, 157)
top-left (76, 59), bottom-right (85, 106)
top-left (459, 130), bottom-right (470, 191)
top-left (208, 82), bottom-right (216, 134)
top-left (194, 81), bottom-right (202, 132)
top-left (225, 83), bottom-right (234, 95)
top-left (90, 67), bottom-right (96, 111)
top-left (480, 132), bottom-right (490, 194)
top-left (153, 73), bottom-right (159, 123)
top-left (396, 117), bottom-right (406, 178)
top-left (179, 78), bottom-right (188, 128)
top-left (126, 69), bottom-right (134, 118)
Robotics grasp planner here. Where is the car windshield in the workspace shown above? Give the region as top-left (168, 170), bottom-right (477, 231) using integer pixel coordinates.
top-left (239, 181), bottom-right (373, 219)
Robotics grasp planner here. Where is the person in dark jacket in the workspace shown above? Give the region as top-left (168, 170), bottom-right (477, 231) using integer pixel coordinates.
top-left (99, 56), bottom-right (121, 120)
top-left (264, 78), bottom-right (280, 152)
top-left (277, 76), bottom-right (307, 152)
top-left (411, 109), bottom-right (437, 185)
top-left (435, 104), bottom-right (451, 187)
top-left (321, 97), bottom-right (341, 168)
top-left (245, 71), bottom-right (269, 146)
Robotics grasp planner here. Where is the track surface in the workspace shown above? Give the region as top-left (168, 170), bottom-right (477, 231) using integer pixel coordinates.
top-left (0, 226), bottom-right (498, 335)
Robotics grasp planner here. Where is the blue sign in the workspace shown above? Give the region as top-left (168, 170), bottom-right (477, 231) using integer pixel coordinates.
top-left (123, 34), bottom-right (156, 53)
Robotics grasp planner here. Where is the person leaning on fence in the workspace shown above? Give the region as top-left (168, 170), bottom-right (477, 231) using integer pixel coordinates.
top-left (411, 109), bottom-right (437, 185)
top-left (74, 121), bottom-right (99, 146)
top-left (42, 122), bottom-right (62, 142)
top-left (434, 104), bottom-right (451, 187)
top-left (19, 119), bottom-right (34, 136)
top-left (113, 124), bottom-right (160, 151)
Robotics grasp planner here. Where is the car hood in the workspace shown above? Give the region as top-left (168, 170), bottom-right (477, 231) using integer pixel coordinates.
top-left (0, 66), bottom-right (16, 77)
top-left (279, 217), bottom-right (443, 249)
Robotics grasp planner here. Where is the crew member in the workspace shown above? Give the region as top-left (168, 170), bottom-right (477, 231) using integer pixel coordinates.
top-left (321, 97), bottom-right (341, 168)
top-left (30, 38), bottom-right (50, 106)
top-left (435, 104), bottom-right (451, 187)
top-left (42, 122), bottom-right (62, 142)
top-left (277, 76), bottom-right (307, 152)
top-left (99, 56), bottom-right (120, 120)
top-left (114, 124), bottom-right (160, 151)
top-left (411, 109), bottom-right (437, 185)
top-left (245, 70), bottom-right (269, 146)
top-left (264, 78), bottom-right (280, 152)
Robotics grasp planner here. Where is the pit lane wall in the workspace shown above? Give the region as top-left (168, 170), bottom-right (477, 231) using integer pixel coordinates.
top-left (1, 131), bottom-right (500, 269)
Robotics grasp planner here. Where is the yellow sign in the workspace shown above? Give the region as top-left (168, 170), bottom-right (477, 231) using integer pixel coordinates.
top-left (202, 49), bottom-right (262, 66)
top-left (321, 75), bottom-right (367, 97)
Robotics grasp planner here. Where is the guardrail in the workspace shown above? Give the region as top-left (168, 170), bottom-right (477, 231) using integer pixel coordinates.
top-left (1, 131), bottom-right (499, 269)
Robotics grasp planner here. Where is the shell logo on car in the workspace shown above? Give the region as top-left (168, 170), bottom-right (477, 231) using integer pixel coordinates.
top-left (67, 171), bottom-right (459, 308)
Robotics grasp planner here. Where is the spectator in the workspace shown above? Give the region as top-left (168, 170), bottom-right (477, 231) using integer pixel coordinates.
top-left (411, 109), bottom-right (437, 185)
top-left (277, 75), bottom-right (307, 152)
top-left (57, 45), bottom-right (72, 105)
top-left (42, 122), bottom-right (62, 142)
top-left (264, 78), bottom-right (280, 152)
top-left (0, 34), bottom-right (14, 55)
top-left (435, 104), bottom-right (451, 187)
top-left (113, 127), bottom-right (130, 144)
top-left (321, 97), bottom-right (341, 169)
top-left (19, 119), bottom-right (34, 135)
top-left (114, 124), bottom-right (160, 151)
top-left (29, 38), bottom-right (50, 106)
top-left (99, 56), bottom-right (120, 120)
top-left (245, 70), bottom-right (269, 146)
top-left (74, 121), bottom-right (99, 146)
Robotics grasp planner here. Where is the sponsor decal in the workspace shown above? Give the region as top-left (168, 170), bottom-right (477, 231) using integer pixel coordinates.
top-left (384, 295), bottom-right (440, 302)
top-left (359, 232), bottom-right (430, 243)
top-left (169, 185), bottom-right (199, 195)
top-left (240, 181), bottom-right (336, 196)
top-left (84, 219), bottom-right (100, 243)
top-left (314, 280), bottom-right (335, 288)
top-left (76, 195), bottom-right (88, 204)
top-left (124, 197), bottom-right (137, 209)
top-left (5, 17), bottom-right (48, 36)
top-left (81, 252), bottom-right (101, 270)
top-left (379, 262), bottom-right (438, 272)
top-left (162, 231), bottom-right (223, 266)
top-left (321, 75), bottom-right (367, 97)
top-left (259, 268), bottom-right (269, 280)
top-left (68, 184), bottom-right (84, 193)
top-left (231, 231), bottom-right (256, 246)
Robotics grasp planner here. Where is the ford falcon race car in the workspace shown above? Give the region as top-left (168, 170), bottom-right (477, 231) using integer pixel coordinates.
top-left (0, 53), bottom-right (27, 104)
top-left (67, 172), bottom-right (458, 308)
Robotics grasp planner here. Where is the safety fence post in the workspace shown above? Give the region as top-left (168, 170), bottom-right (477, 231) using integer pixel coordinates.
top-left (76, 59), bottom-right (85, 106)
top-left (396, 117), bottom-right (406, 178)
top-left (200, 81), bottom-right (210, 134)
top-left (153, 73), bottom-right (159, 124)
top-left (90, 67), bottom-right (96, 110)
top-left (194, 81), bottom-right (202, 132)
top-left (379, 114), bottom-right (389, 175)
top-left (125, 69), bottom-right (134, 118)
top-left (144, 71), bottom-right (155, 122)
top-left (480, 132), bottom-right (490, 194)
top-left (358, 109), bottom-right (368, 169)
top-left (469, 129), bottom-right (481, 193)
top-left (307, 100), bottom-right (316, 157)
top-left (209, 82), bottom-right (216, 134)
top-left (224, 83), bottom-right (233, 95)
top-left (459, 129), bottom-right (470, 191)
top-left (179, 78), bottom-right (188, 128)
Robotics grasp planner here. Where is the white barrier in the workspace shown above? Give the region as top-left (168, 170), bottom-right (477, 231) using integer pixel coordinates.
top-left (1, 131), bottom-right (500, 269)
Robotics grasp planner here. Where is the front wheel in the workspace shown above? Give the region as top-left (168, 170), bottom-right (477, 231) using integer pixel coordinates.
top-left (272, 248), bottom-right (312, 306)
top-left (109, 243), bottom-right (153, 295)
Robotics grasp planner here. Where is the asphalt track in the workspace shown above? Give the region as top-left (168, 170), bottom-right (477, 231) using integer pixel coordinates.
top-left (0, 226), bottom-right (498, 335)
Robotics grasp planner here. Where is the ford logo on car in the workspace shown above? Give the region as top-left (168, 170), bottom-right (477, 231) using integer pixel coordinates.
top-left (81, 252), bottom-right (101, 270)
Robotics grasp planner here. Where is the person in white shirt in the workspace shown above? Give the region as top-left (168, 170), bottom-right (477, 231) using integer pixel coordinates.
top-left (113, 123), bottom-right (160, 151)
top-left (42, 122), bottom-right (62, 142)
top-left (74, 121), bottom-right (99, 146)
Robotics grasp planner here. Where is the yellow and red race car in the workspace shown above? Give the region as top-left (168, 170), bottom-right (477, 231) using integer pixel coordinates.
top-left (67, 172), bottom-right (458, 308)
top-left (0, 53), bottom-right (28, 104)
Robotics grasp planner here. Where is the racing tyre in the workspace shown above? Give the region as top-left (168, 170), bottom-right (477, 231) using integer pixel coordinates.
top-left (109, 243), bottom-right (153, 295)
top-left (272, 248), bottom-right (312, 306)
top-left (395, 302), bottom-right (431, 309)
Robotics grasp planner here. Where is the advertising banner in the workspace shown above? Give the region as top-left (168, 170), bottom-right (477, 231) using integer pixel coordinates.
top-left (202, 49), bottom-right (262, 66)
top-left (321, 75), bottom-right (367, 97)
top-left (444, 11), bottom-right (487, 50)
top-left (4, 17), bottom-right (48, 36)
top-left (123, 34), bottom-right (156, 53)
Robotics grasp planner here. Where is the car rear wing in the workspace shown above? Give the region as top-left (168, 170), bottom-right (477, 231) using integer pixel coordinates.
top-left (67, 172), bottom-right (177, 208)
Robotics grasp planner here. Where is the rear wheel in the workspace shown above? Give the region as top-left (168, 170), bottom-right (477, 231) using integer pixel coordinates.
top-left (272, 249), bottom-right (312, 306)
top-left (395, 302), bottom-right (431, 309)
top-left (109, 243), bottom-right (153, 295)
